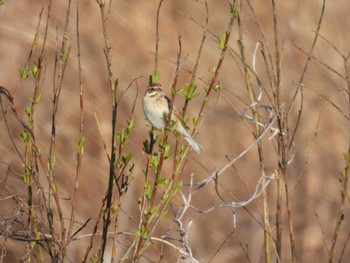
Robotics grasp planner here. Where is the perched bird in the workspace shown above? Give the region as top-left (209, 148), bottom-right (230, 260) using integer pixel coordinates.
top-left (142, 83), bottom-right (203, 153)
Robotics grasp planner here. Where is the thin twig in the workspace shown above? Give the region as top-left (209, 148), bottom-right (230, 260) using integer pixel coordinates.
top-left (66, 0), bottom-right (85, 252)
top-left (154, 0), bottom-right (165, 72)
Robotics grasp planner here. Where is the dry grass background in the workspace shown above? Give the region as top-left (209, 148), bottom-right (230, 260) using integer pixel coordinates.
top-left (1, 0), bottom-right (350, 262)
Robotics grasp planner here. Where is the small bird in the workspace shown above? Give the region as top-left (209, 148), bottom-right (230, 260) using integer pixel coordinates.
top-left (142, 83), bottom-right (203, 153)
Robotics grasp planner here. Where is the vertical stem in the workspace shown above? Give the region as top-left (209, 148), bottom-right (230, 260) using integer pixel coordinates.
top-left (345, 57), bottom-right (350, 152)
top-left (276, 169), bottom-right (283, 259)
top-left (100, 79), bottom-right (118, 262)
top-left (95, 0), bottom-right (118, 261)
top-left (131, 130), bottom-right (155, 262)
top-left (66, 0), bottom-right (84, 255)
top-left (237, 3), bottom-right (270, 261)
top-left (25, 2), bottom-right (51, 261)
top-left (154, 0), bottom-right (165, 72)
top-left (271, 1), bottom-right (296, 262)
top-left (329, 55), bottom-right (350, 263)
top-left (263, 174), bottom-right (271, 263)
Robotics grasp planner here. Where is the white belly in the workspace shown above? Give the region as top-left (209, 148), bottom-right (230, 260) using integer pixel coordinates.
top-left (143, 97), bottom-right (168, 130)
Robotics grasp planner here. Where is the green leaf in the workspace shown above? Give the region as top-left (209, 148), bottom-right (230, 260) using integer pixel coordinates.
top-left (341, 170), bottom-right (347, 181)
top-left (64, 32), bottom-right (71, 41)
top-left (173, 181), bottom-right (183, 195)
top-left (20, 130), bottom-right (28, 142)
top-left (230, 3), bottom-right (239, 20)
top-left (140, 225), bottom-right (149, 238)
top-left (167, 119), bottom-right (176, 130)
top-left (142, 209), bottom-right (148, 220)
top-left (60, 50), bottom-right (69, 62)
top-left (137, 198), bottom-right (142, 210)
top-left (155, 177), bottom-right (167, 185)
top-left (143, 139), bottom-right (150, 154)
top-left (19, 67), bottom-right (28, 80)
top-left (183, 114), bottom-right (189, 124)
top-left (343, 152), bottom-right (350, 164)
top-left (171, 87), bottom-right (184, 96)
top-left (33, 92), bottom-right (42, 104)
top-left (171, 86), bottom-right (176, 95)
top-left (118, 128), bottom-right (125, 144)
top-left (122, 152), bottom-right (132, 165)
top-left (127, 118), bottom-right (135, 134)
top-left (178, 144), bottom-right (185, 155)
top-left (209, 66), bottom-right (217, 76)
top-left (191, 92), bottom-right (199, 99)
top-left (21, 164), bottom-right (33, 185)
top-left (133, 229), bottom-right (140, 240)
top-left (185, 83), bottom-right (199, 100)
top-left (22, 173), bottom-right (30, 185)
top-left (112, 204), bottom-right (118, 214)
top-left (149, 70), bottom-right (160, 85)
top-left (150, 154), bottom-right (159, 171)
top-left (0, 0), bottom-right (4, 6)
top-left (150, 205), bottom-right (159, 215)
top-left (24, 106), bottom-right (32, 117)
top-left (159, 140), bottom-right (171, 159)
top-left (237, 39), bottom-right (243, 51)
top-left (162, 143), bottom-right (171, 160)
top-left (192, 116), bottom-right (198, 126)
top-left (214, 83), bottom-right (223, 91)
top-left (144, 183), bottom-right (152, 202)
top-left (143, 239), bottom-right (151, 250)
top-left (33, 33), bottom-right (39, 51)
top-left (218, 33), bottom-right (227, 51)
top-left (90, 254), bottom-right (98, 263)
top-left (31, 60), bottom-right (41, 80)
top-left (76, 136), bottom-right (85, 153)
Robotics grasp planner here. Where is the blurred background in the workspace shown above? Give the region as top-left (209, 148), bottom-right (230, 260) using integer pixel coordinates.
top-left (1, 0), bottom-right (350, 262)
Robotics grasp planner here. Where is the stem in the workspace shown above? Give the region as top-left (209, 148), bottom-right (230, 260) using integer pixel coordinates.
top-left (67, 0), bottom-right (84, 253)
top-left (237, 3), bottom-right (271, 261)
top-left (271, 0), bottom-right (296, 261)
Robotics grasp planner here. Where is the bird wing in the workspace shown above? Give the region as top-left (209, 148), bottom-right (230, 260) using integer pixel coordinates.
top-left (172, 110), bottom-right (189, 130)
top-left (163, 91), bottom-right (189, 130)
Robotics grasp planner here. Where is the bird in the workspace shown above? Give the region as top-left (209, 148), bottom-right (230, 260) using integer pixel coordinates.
top-left (142, 83), bottom-right (203, 153)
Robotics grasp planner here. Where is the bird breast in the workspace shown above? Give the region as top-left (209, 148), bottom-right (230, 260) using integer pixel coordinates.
top-left (143, 94), bottom-right (169, 130)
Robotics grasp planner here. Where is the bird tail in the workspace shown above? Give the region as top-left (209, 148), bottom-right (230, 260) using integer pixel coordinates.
top-left (184, 135), bottom-right (203, 154)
